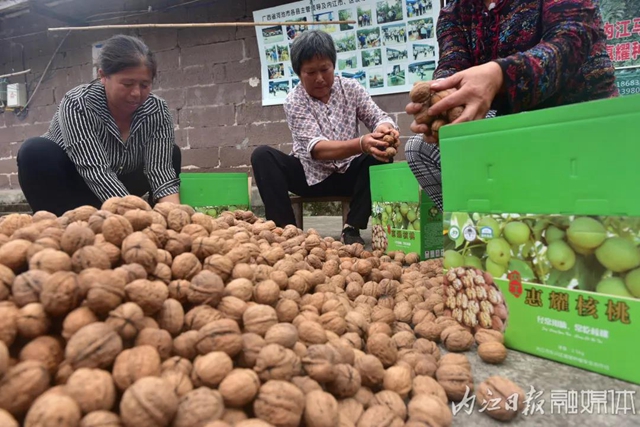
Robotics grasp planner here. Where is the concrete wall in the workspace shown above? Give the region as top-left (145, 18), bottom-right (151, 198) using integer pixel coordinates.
top-left (0, 0), bottom-right (413, 193)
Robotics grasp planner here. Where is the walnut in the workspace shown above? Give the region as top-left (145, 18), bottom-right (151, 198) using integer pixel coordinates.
top-left (254, 343), bottom-right (302, 381)
top-left (0, 360), bottom-right (50, 417)
top-left (290, 376), bottom-right (322, 395)
top-left (165, 231), bottom-right (192, 258)
top-left (391, 331), bottom-right (416, 350)
top-left (356, 405), bottom-right (403, 427)
top-left (304, 390), bottom-right (339, 427)
top-left (219, 368), bottom-right (261, 407)
top-left (95, 241), bottom-right (121, 267)
top-left (18, 335), bottom-right (62, 375)
top-left (23, 393), bottom-right (82, 426)
top-left (114, 263), bottom-right (148, 283)
top-left (171, 252), bottom-right (202, 281)
top-left (297, 321), bottom-right (328, 345)
top-left (0, 213), bottom-right (32, 236)
top-left (0, 264), bottom-right (14, 301)
top-left (87, 210), bottom-right (113, 233)
top-left (0, 409), bottom-right (17, 427)
top-left (157, 249), bottom-right (173, 265)
top-left (65, 322), bottom-right (123, 370)
top-left (183, 306), bottom-right (222, 331)
top-left (354, 354), bottom-right (384, 388)
top-left (123, 209), bottom-right (153, 231)
top-left (62, 307), bottom-right (99, 341)
top-left (475, 376), bottom-right (526, 421)
top-left (65, 205), bottom-right (98, 222)
top-left (172, 387), bottom-right (225, 427)
top-left (413, 338), bottom-right (441, 360)
top-left (253, 380), bottom-right (305, 427)
top-left (406, 394), bottom-right (452, 426)
top-left (60, 223), bottom-right (95, 255)
top-left (29, 248), bottom-right (72, 273)
top-left (478, 341), bottom-right (507, 364)
top-left (382, 365), bottom-right (412, 399)
top-left (135, 328), bottom-right (173, 360)
top-left (162, 356), bottom-right (192, 375)
top-left (372, 390), bottom-right (407, 421)
top-left (103, 195), bottom-right (151, 214)
top-left (435, 364), bottom-right (473, 402)
top-left (161, 369), bottom-right (194, 398)
top-left (441, 325), bottom-right (474, 352)
top-left (218, 296), bottom-right (248, 322)
top-left (122, 232), bottom-right (158, 274)
top-left (40, 271), bottom-right (81, 316)
top-left (112, 345), bottom-right (162, 391)
top-left (17, 302), bottom-right (51, 338)
top-left (474, 329), bottom-right (504, 345)
top-left (156, 299), bottom-right (184, 336)
top-left (0, 301), bottom-right (18, 346)
top-left (366, 333), bottom-right (398, 368)
top-left (253, 280), bottom-right (281, 307)
top-left (411, 375), bottom-right (448, 404)
top-left (265, 323), bottom-right (299, 348)
top-left (167, 209), bottom-right (191, 232)
top-left (71, 245), bottom-right (112, 272)
top-left (225, 278), bottom-right (253, 301)
top-left (85, 270), bottom-right (126, 316)
top-left (243, 304), bottom-right (278, 336)
top-left (66, 368), bottom-right (116, 413)
top-left (188, 270), bottom-right (224, 306)
top-left (368, 322), bottom-right (392, 336)
top-left (144, 223), bottom-right (169, 247)
top-left (326, 364), bottom-right (361, 398)
top-left (437, 353), bottom-right (471, 371)
top-left (119, 377), bottom-right (179, 427)
top-left (125, 279), bottom-right (168, 315)
top-left (237, 333), bottom-right (266, 368)
top-left (79, 411), bottom-right (121, 427)
top-left (301, 344), bottom-right (337, 383)
top-left (106, 303), bottom-right (145, 341)
top-left (192, 351), bottom-right (233, 388)
top-left (196, 319), bottom-right (243, 357)
top-left (0, 341), bottom-right (8, 378)
top-left (0, 239), bottom-right (31, 272)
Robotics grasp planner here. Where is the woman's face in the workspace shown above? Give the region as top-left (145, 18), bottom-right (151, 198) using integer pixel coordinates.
top-left (100, 64), bottom-right (153, 117)
top-left (300, 55), bottom-right (335, 103)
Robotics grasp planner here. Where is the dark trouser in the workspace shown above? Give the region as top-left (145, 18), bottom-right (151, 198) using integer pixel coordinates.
top-left (16, 137), bottom-right (182, 216)
top-left (251, 145), bottom-right (388, 229)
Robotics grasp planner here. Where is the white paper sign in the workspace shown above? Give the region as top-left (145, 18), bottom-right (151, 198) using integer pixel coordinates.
top-left (252, 0), bottom-right (441, 106)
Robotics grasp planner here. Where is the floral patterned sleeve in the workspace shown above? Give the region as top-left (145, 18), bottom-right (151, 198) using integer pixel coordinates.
top-left (432, 2), bottom-right (473, 80)
top-left (493, 0), bottom-right (602, 113)
top-left (353, 81), bottom-right (397, 132)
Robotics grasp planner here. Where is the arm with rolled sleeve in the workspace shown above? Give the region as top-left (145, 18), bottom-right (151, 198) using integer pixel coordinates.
top-left (58, 96), bottom-right (130, 202)
top-left (144, 102), bottom-right (181, 201)
top-left (353, 82), bottom-right (397, 132)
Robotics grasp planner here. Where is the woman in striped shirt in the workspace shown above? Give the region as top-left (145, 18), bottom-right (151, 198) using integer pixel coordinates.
top-left (403, 0), bottom-right (618, 211)
top-left (16, 34), bottom-right (181, 216)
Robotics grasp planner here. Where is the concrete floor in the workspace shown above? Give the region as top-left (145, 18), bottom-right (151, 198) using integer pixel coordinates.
top-left (304, 216), bottom-right (640, 426)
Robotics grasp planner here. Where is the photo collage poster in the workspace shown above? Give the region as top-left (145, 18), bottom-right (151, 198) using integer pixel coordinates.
top-left (252, 0), bottom-right (441, 106)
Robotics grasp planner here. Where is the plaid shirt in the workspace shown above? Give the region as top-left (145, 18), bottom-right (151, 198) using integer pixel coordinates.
top-left (283, 76), bottom-right (397, 186)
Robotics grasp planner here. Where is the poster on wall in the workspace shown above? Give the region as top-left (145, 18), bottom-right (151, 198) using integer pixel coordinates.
top-left (600, 0), bottom-right (640, 95)
top-left (252, 0), bottom-right (441, 106)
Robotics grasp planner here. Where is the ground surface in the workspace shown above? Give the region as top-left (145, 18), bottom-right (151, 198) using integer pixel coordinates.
top-left (305, 216), bottom-right (640, 427)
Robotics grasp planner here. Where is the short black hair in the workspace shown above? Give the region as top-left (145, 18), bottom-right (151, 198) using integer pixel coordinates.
top-left (290, 30), bottom-right (336, 76)
top-left (98, 34), bottom-right (157, 79)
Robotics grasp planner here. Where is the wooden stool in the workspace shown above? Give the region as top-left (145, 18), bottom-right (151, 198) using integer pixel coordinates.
top-left (290, 195), bottom-right (351, 229)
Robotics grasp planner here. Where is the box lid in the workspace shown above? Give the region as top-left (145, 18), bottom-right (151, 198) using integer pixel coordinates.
top-left (439, 94), bottom-right (640, 216)
top-left (370, 161), bottom-right (420, 203)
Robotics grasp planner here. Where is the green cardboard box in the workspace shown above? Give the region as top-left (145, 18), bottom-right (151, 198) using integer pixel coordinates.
top-left (179, 172), bottom-right (251, 218)
top-left (370, 162), bottom-right (443, 260)
top-left (439, 94), bottom-right (640, 385)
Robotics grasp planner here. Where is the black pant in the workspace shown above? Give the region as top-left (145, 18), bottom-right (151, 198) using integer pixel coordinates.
top-left (16, 137), bottom-right (182, 216)
top-left (251, 145), bottom-right (388, 229)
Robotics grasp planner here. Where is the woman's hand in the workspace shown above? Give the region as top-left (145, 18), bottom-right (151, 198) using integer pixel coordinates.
top-left (374, 123), bottom-right (400, 140)
top-left (405, 86), bottom-right (459, 136)
top-left (361, 132), bottom-right (390, 162)
top-left (426, 62), bottom-right (504, 124)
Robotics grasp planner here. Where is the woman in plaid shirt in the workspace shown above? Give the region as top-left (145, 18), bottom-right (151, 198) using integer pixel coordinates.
top-left (251, 30), bottom-right (399, 245)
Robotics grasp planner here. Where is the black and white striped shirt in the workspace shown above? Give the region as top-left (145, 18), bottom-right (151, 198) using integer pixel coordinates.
top-left (42, 81), bottom-right (180, 202)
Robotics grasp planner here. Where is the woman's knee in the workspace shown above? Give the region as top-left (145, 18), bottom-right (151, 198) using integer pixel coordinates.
top-left (17, 137), bottom-right (65, 168)
top-left (251, 145), bottom-right (278, 167)
top-left (404, 135), bottom-right (439, 165)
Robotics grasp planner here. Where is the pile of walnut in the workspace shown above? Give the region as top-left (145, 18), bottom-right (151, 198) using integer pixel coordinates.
top-left (409, 81), bottom-right (464, 144)
top-left (0, 195), bottom-right (525, 427)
